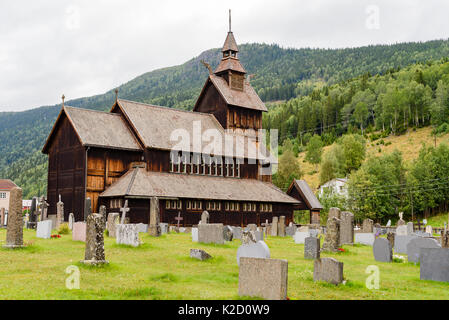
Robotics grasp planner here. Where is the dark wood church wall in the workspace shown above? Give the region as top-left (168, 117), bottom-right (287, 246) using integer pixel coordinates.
top-left (195, 82), bottom-right (228, 128)
top-left (46, 115), bottom-right (85, 222)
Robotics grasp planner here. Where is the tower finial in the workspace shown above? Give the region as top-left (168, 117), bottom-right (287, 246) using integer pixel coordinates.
top-left (115, 88), bottom-right (118, 102)
top-left (62, 94), bottom-right (65, 107)
top-left (229, 9), bottom-right (231, 32)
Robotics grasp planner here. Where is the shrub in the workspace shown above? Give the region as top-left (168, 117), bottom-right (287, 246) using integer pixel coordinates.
top-left (57, 223), bottom-right (70, 235)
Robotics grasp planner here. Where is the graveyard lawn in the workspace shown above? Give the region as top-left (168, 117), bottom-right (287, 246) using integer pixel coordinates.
top-left (1, 229), bottom-right (449, 299)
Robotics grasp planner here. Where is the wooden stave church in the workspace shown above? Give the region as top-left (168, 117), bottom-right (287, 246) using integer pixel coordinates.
top-left (42, 26), bottom-right (301, 226)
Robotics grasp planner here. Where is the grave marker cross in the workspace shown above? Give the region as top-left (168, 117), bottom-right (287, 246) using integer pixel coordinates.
top-left (175, 211), bottom-right (183, 228)
top-left (120, 200), bottom-right (130, 224)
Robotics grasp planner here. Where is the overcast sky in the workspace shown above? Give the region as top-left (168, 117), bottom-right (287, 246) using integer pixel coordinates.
top-left (1, 0), bottom-right (449, 112)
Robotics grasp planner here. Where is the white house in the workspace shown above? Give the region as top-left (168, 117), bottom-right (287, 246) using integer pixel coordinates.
top-left (0, 179), bottom-right (18, 213)
top-left (318, 178), bottom-right (348, 198)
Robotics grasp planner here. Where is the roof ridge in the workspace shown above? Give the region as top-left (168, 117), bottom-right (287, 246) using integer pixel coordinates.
top-left (64, 105), bottom-right (122, 116)
top-left (117, 98), bottom-right (219, 119)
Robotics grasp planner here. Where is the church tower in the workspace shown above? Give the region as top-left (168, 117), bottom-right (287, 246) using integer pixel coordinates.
top-left (194, 10), bottom-right (267, 135)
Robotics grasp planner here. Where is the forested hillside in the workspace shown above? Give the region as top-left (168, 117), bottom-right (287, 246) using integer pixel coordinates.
top-left (2, 39), bottom-right (449, 198)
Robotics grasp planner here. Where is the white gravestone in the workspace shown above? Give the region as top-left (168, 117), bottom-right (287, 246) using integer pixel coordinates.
top-left (36, 220), bottom-right (52, 239)
top-left (236, 241), bottom-right (271, 266)
top-left (192, 227), bottom-right (198, 242)
top-left (116, 224), bottom-right (140, 247)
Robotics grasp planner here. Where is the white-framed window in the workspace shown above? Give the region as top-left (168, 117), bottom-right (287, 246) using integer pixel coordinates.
top-left (225, 202), bottom-right (229, 211)
top-left (0, 192), bottom-right (5, 199)
top-left (187, 201), bottom-right (191, 210)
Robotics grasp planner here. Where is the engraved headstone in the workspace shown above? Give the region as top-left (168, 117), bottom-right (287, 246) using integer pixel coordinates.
top-left (340, 211), bottom-right (354, 245)
top-left (355, 233), bottom-right (375, 246)
top-left (394, 234), bottom-right (418, 254)
top-left (72, 222), bottom-right (87, 242)
top-left (148, 197), bottom-right (161, 236)
top-left (362, 218), bottom-right (373, 233)
top-left (159, 223), bottom-right (168, 234)
top-left (238, 257), bottom-right (288, 300)
top-left (3, 187), bottom-right (24, 248)
top-left (116, 224), bottom-right (140, 247)
top-left (201, 210), bottom-right (209, 224)
top-left (223, 225), bottom-right (233, 242)
top-left (99, 205), bottom-right (107, 229)
top-left (420, 248), bottom-right (449, 282)
top-left (191, 227), bottom-right (198, 242)
top-left (84, 197), bottom-right (92, 221)
top-left (0, 207), bottom-right (5, 227)
top-left (313, 258), bottom-right (344, 285)
top-left (322, 217), bottom-right (340, 252)
top-left (106, 212), bottom-right (120, 238)
top-left (81, 213), bottom-right (108, 265)
top-left (56, 194), bottom-right (64, 229)
top-left (304, 236), bottom-right (320, 259)
top-left (198, 223), bottom-right (224, 244)
top-left (68, 213), bottom-right (75, 230)
top-left (407, 222), bottom-right (414, 235)
top-left (271, 217), bottom-right (278, 236)
top-left (236, 241), bottom-right (271, 266)
top-left (328, 207), bottom-right (341, 220)
top-left (278, 216), bottom-right (286, 237)
top-left (396, 225), bottom-right (407, 236)
top-left (294, 231), bottom-right (309, 244)
top-left (232, 226), bottom-right (242, 240)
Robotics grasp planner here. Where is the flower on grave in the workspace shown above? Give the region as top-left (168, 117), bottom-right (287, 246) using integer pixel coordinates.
top-left (337, 248), bottom-right (345, 252)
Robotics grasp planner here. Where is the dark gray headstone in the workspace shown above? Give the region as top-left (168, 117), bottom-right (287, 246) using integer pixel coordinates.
top-left (407, 237), bottom-right (441, 263)
top-left (223, 225), bottom-right (233, 242)
top-left (305, 237), bottom-right (320, 259)
top-left (285, 225), bottom-right (297, 236)
top-left (232, 226), bottom-right (242, 240)
top-left (84, 197), bottom-right (92, 221)
top-left (190, 249), bottom-right (211, 261)
top-left (373, 238), bottom-right (392, 262)
top-left (313, 258), bottom-right (344, 285)
top-left (420, 248), bottom-right (449, 282)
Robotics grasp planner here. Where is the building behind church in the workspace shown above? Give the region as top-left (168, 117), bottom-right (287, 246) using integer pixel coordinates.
top-left (42, 23), bottom-right (300, 226)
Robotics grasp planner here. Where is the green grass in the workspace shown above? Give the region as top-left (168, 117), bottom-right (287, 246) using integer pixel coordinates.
top-left (0, 229), bottom-right (448, 299)
top-left (425, 213), bottom-right (448, 228)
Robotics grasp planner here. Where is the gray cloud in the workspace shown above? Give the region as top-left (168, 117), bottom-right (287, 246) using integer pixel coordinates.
top-left (1, 0), bottom-right (448, 111)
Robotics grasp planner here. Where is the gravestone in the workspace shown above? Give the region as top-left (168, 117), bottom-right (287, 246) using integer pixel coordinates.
top-left (386, 220), bottom-right (392, 227)
top-left (425, 225), bottom-right (433, 235)
top-left (285, 224), bottom-right (297, 236)
top-left (223, 225), bottom-right (233, 242)
top-left (198, 223), bottom-right (224, 244)
top-left (81, 213), bottom-right (108, 265)
top-left (271, 217), bottom-right (278, 236)
top-left (246, 224), bottom-right (257, 232)
top-left (201, 210), bottom-right (209, 224)
top-left (238, 257), bottom-right (288, 300)
top-left (48, 215), bottom-right (57, 230)
top-left (394, 234), bottom-right (418, 254)
top-left (190, 249), bottom-right (211, 261)
top-left (36, 220), bottom-right (52, 239)
top-left (191, 227), bottom-right (198, 242)
top-left (148, 197), bottom-right (161, 237)
top-left (28, 197), bottom-right (38, 229)
top-left (304, 237), bottom-right (320, 259)
top-left (241, 230), bottom-right (257, 245)
top-left (119, 200), bottom-right (130, 225)
top-left (106, 212), bottom-right (120, 238)
top-left (68, 213), bottom-right (75, 230)
top-left (136, 223), bottom-right (149, 233)
top-left (84, 197), bottom-right (92, 221)
top-left (294, 231), bottom-right (309, 244)
top-left (406, 237), bottom-right (441, 263)
top-left (56, 195), bottom-right (64, 229)
top-left (362, 218), bottom-right (374, 233)
top-left (387, 232), bottom-right (395, 248)
top-left (420, 248), bottom-right (449, 282)
top-left (237, 241), bottom-right (271, 266)
top-left (72, 222), bottom-right (87, 242)
top-left (99, 205), bottom-right (107, 229)
top-left (396, 225), bottom-right (407, 236)
top-left (355, 233), bottom-right (375, 246)
top-left (322, 217), bottom-right (340, 252)
top-left (407, 222), bottom-right (414, 235)
top-left (441, 230), bottom-right (449, 248)
top-left (298, 226), bottom-right (309, 233)
top-left (313, 258), bottom-right (344, 285)
top-left (397, 212), bottom-right (405, 226)
top-left (3, 187), bottom-right (24, 248)
top-left (254, 230), bottom-right (264, 242)
top-left (159, 223), bottom-right (168, 234)
top-left (116, 224), bottom-right (140, 247)
top-left (340, 211), bottom-right (354, 245)
top-left (309, 229), bottom-right (320, 238)
top-left (328, 207), bottom-right (341, 220)
top-left (232, 226), bottom-right (242, 240)
top-left (373, 238), bottom-right (392, 262)
top-left (278, 216), bottom-right (286, 237)
top-left (40, 196), bottom-right (49, 221)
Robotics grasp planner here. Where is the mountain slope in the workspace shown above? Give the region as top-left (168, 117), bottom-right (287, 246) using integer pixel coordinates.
top-left (2, 39), bottom-right (449, 198)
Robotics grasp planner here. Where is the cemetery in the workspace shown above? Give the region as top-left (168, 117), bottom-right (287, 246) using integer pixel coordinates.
top-left (1, 192), bottom-right (449, 300)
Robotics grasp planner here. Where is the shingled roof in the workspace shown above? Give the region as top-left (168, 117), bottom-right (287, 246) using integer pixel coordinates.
top-left (287, 179), bottom-right (323, 210)
top-left (214, 58), bottom-right (246, 74)
top-left (222, 32), bottom-right (239, 52)
top-left (42, 106), bottom-right (142, 153)
top-left (100, 167), bottom-right (299, 203)
top-left (115, 99), bottom-right (270, 160)
top-left (209, 75), bottom-right (267, 112)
